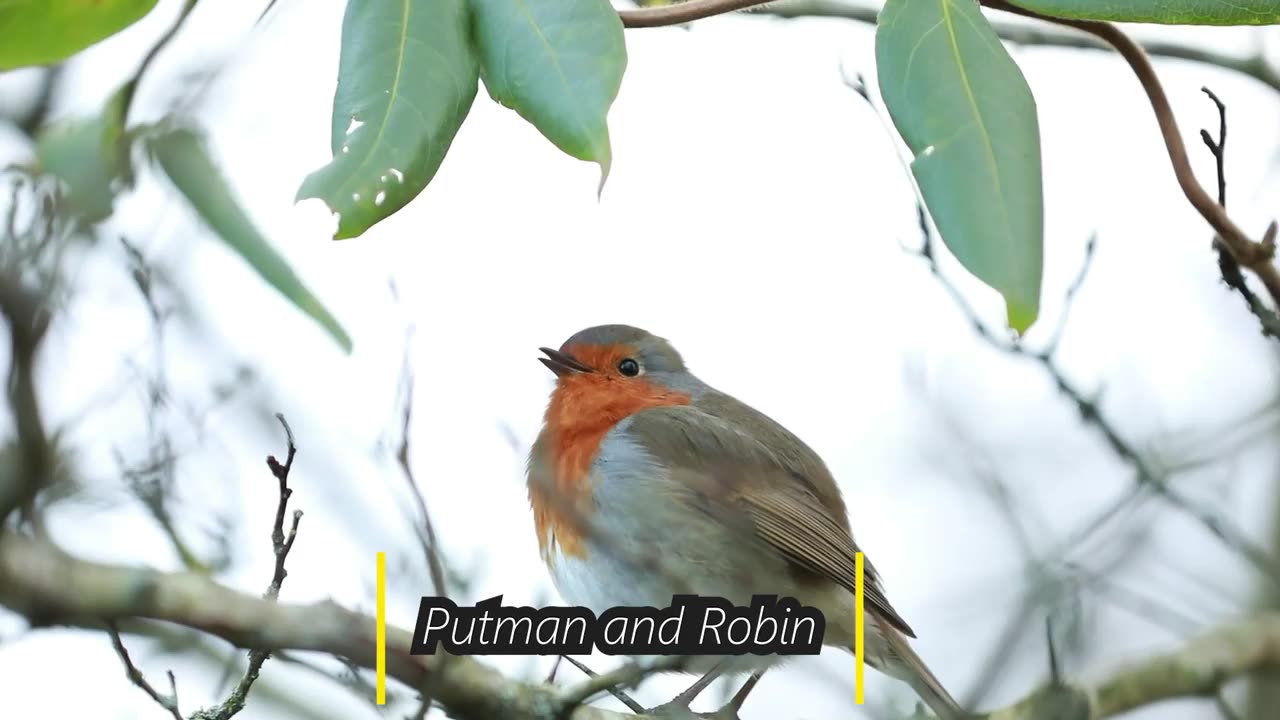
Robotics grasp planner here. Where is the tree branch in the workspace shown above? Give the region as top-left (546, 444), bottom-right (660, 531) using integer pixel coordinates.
top-left (621, 1), bottom-right (1280, 95)
top-left (620, 0), bottom-right (1280, 319)
top-left (980, 2), bottom-right (1280, 313)
top-left (0, 532), bottom-right (633, 720)
top-left (0, 267), bottom-right (52, 525)
top-left (1, 530), bottom-right (1278, 719)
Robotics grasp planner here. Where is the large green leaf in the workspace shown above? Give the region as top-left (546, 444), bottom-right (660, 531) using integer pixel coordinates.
top-left (470, 0), bottom-right (627, 187)
top-left (877, 0), bottom-right (1044, 332)
top-left (0, 0), bottom-right (159, 70)
top-left (1008, 0), bottom-right (1279, 25)
top-left (152, 128), bottom-right (353, 352)
top-left (296, 0), bottom-right (479, 240)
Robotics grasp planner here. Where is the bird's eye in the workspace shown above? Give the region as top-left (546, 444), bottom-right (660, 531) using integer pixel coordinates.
top-left (617, 358), bottom-right (641, 377)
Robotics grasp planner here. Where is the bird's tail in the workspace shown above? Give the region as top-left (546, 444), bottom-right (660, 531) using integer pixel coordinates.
top-left (871, 621), bottom-right (964, 720)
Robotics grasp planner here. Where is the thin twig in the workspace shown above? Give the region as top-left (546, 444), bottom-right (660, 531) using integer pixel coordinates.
top-left (189, 414), bottom-right (301, 720)
top-left (1197, 87), bottom-right (1280, 338)
top-left (394, 335), bottom-right (447, 595)
top-left (108, 622), bottom-right (183, 720)
top-left (1043, 235), bottom-right (1097, 357)
top-left (558, 656), bottom-right (689, 712)
top-left (846, 48), bottom-right (1280, 590)
top-left (561, 655), bottom-right (648, 714)
top-left (119, 0), bottom-right (199, 126)
top-left (913, 203), bottom-right (1279, 584)
top-left (390, 330), bottom-right (453, 716)
top-left (265, 413), bottom-right (301, 599)
top-left (256, 0), bottom-right (282, 25)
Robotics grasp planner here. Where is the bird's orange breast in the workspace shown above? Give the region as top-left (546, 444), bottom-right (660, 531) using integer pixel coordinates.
top-left (531, 370), bottom-right (691, 561)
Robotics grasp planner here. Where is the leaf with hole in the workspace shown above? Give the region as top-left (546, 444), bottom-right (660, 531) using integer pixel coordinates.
top-left (152, 128), bottom-right (352, 352)
top-left (877, 0), bottom-right (1044, 332)
top-left (470, 0), bottom-right (627, 188)
top-left (0, 0), bottom-right (159, 69)
top-left (296, 0), bottom-right (479, 239)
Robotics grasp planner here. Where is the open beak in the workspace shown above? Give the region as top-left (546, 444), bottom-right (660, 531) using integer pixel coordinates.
top-left (539, 347), bottom-right (595, 378)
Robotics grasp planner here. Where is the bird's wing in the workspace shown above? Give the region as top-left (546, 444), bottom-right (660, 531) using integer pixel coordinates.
top-left (623, 405), bottom-right (916, 638)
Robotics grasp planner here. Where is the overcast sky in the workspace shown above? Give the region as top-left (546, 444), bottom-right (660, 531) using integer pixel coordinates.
top-left (1, 1), bottom-right (1278, 718)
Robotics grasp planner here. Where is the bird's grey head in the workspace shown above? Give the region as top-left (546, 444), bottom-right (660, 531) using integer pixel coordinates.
top-left (538, 324), bottom-right (687, 379)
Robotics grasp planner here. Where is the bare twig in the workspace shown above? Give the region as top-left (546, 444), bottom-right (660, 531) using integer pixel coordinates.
top-left (119, 0), bottom-right (199, 126)
top-left (264, 413), bottom-right (301, 599)
top-left (391, 349), bottom-right (451, 720)
top-left (561, 655), bottom-right (648, 714)
top-left (189, 413), bottom-right (301, 720)
top-left (846, 55), bottom-right (1280, 589)
top-left (393, 337), bottom-right (447, 595)
top-left (1042, 234), bottom-right (1097, 357)
top-left (913, 202), bottom-right (1279, 583)
top-left (107, 621), bottom-right (183, 720)
top-left (256, 0), bottom-right (283, 25)
top-left (1197, 87), bottom-right (1280, 339)
top-left (559, 657), bottom-right (692, 711)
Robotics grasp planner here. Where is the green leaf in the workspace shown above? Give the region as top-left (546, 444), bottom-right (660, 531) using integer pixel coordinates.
top-left (0, 0), bottom-right (159, 70)
top-left (877, 0), bottom-right (1044, 332)
top-left (470, 0), bottom-right (627, 187)
top-left (1007, 0), bottom-right (1279, 25)
top-left (297, 0), bottom-right (479, 240)
top-left (152, 128), bottom-right (353, 352)
top-left (35, 87), bottom-right (131, 225)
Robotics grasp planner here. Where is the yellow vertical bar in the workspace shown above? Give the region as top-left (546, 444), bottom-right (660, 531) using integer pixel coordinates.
top-left (855, 551), bottom-right (865, 704)
top-left (377, 551), bottom-right (387, 705)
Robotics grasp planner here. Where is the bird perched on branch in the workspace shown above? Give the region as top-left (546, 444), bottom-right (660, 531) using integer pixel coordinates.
top-left (527, 324), bottom-right (960, 719)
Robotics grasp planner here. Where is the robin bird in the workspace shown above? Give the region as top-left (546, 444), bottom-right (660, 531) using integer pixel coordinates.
top-left (527, 324), bottom-right (960, 719)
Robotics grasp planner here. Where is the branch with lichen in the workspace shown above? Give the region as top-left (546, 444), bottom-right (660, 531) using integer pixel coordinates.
top-left (1, 527), bottom-right (1278, 720)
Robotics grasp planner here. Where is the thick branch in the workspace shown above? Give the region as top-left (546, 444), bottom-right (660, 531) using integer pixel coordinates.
top-left (2, 532), bottom-right (1278, 720)
top-left (0, 532), bottom-right (629, 720)
top-left (1095, 616), bottom-right (1280, 716)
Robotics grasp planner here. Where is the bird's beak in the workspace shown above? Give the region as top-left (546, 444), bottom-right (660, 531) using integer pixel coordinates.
top-left (539, 347), bottom-right (595, 378)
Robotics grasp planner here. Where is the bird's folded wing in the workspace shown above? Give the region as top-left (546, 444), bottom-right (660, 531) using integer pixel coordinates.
top-left (738, 486), bottom-right (915, 637)
top-left (624, 405), bottom-right (916, 638)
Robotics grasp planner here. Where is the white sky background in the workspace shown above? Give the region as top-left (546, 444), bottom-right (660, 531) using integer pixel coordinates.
top-left (1, 0), bottom-right (1279, 718)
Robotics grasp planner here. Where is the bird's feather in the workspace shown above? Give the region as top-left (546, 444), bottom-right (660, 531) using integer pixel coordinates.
top-left (622, 400), bottom-right (917, 638)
